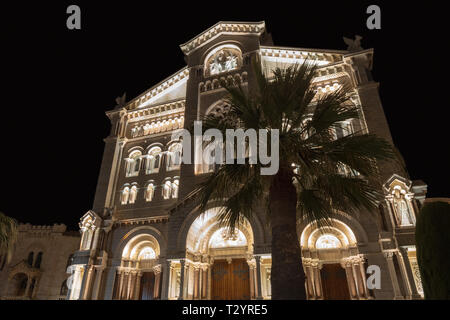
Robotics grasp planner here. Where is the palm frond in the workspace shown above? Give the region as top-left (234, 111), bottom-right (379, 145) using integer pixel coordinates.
top-left (0, 212), bottom-right (18, 264)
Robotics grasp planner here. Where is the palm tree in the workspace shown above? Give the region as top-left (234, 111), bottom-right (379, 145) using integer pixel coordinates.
top-left (0, 212), bottom-right (18, 266)
top-left (188, 61), bottom-right (395, 299)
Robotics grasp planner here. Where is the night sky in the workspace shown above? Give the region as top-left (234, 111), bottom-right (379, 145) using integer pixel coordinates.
top-left (1, 2), bottom-right (448, 230)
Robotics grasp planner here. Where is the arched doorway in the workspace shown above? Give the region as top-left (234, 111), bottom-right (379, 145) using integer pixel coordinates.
top-left (300, 219), bottom-right (369, 300)
top-left (170, 207), bottom-right (256, 300)
top-left (7, 273), bottom-right (28, 297)
top-left (114, 234), bottom-right (162, 300)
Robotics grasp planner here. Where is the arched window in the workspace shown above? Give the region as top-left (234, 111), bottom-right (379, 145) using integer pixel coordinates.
top-left (145, 183), bottom-right (155, 202)
top-left (34, 252), bottom-right (43, 268)
top-left (121, 187), bottom-right (130, 205)
top-left (126, 151), bottom-right (142, 177)
top-left (167, 143), bottom-right (182, 171)
top-left (172, 179), bottom-right (179, 199)
top-left (162, 180), bottom-right (172, 199)
top-left (129, 185), bottom-right (138, 204)
top-left (138, 247), bottom-right (156, 260)
top-left (146, 147), bottom-right (162, 174)
top-left (81, 228), bottom-right (94, 250)
top-left (27, 252), bottom-right (34, 266)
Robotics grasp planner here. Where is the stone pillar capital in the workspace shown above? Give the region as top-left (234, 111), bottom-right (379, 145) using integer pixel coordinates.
top-left (153, 264), bottom-right (162, 275)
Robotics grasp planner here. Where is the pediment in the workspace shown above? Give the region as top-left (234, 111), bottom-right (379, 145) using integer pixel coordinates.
top-left (383, 174), bottom-right (412, 193)
top-left (79, 210), bottom-right (102, 228)
top-left (179, 21), bottom-right (265, 55)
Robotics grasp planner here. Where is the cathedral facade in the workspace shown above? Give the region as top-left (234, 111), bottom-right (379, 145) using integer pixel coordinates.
top-left (67, 21), bottom-right (426, 300)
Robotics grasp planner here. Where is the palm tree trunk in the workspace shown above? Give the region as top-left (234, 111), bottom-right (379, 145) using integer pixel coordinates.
top-left (269, 167), bottom-right (306, 300)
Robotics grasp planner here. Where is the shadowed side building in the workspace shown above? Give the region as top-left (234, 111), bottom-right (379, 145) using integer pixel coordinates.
top-left (66, 21), bottom-right (426, 300)
top-left (0, 223), bottom-right (80, 300)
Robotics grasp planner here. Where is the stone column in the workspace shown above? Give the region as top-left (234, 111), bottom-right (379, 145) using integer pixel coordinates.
top-left (207, 263), bottom-right (212, 300)
top-left (303, 259), bottom-right (315, 299)
top-left (134, 272), bottom-right (143, 300)
top-left (201, 265), bottom-right (208, 299)
top-left (153, 265), bottom-right (162, 299)
top-left (193, 265), bottom-right (200, 300)
top-left (69, 266), bottom-right (85, 300)
top-left (352, 260), bottom-right (365, 299)
top-left (184, 262), bottom-right (191, 299)
top-left (247, 261), bottom-right (256, 299)
top-left (198, 266), bottom-right (202, 300)
top-left (102, 262), bottom-right (121, 300)
top-left (118, 270), bottom-right (125, 300)
top-left (343, 261), bottom-right (358, 299)
top-left (91, 228), bottom-right (100, 251)
top-left (312, 262), bottom-right (322, 299)
top-left (178, 260), bottom-right (185, 300)
top-left (128, 272), bottom-right (137, 300)
top-left (358, 259), bottom-right (369, 299)
top-left (160, 260), bottom-right (171, 300)
top-left (170, 264), bottom-right (178, 299)
top-left (255, 256), bottom-right (263, 300)
top-left (91, 267), bottom-right (104, 300)
top-left (384, 251), bottom-right (403, 299)
top-left (82, 266), bottom-right (95, 300)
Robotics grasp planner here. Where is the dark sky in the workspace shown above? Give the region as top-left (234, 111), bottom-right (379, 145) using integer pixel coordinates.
top-left (1, 2), bottom-right (448, 230)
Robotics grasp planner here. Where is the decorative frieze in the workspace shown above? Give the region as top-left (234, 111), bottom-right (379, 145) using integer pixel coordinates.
top-left (199, 71), bottom-right (248, 93)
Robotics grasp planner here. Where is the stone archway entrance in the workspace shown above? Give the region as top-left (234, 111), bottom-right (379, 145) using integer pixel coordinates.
top-left (171, 207), bottom-right (257, 300)
top-left (114, 233), bottom-right (162, 300)
top-left (300, 219), bottom-right (370, 300)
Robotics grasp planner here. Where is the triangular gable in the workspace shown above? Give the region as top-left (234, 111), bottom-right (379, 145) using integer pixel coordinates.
top-left (79, 210), bottom-right (101, 229)
top-left (179, 21), bottom-right (266, 55)
top-left (123, 67), bottom-right (189, 111)
top-left (383, 174), bottom-right (412, 193)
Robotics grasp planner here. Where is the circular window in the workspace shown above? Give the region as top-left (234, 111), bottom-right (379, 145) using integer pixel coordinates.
top-left (204, 45), bottom-right (242, 77)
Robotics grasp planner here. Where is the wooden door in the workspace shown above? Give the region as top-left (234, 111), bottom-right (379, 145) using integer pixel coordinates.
top-left (211, 259), bottom-right (250, 300)
top-left (321, 263), bottom-right (350, 300)
top-left (139, 272), bottom-right (155, 300)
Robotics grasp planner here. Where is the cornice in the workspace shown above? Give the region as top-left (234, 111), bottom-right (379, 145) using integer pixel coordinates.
top-left (113, 215), bottom-right (169, 227)
top-left (180, 21), bottom-right (266, 55)
top-left (121, 68), bottom-right (189, 112)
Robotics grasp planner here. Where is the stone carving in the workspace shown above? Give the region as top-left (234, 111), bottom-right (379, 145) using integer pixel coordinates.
top-left (206, 49), bottom-right (240, 76)
top-left (392, 189), bottom-right (415, 226)
top-left (410, 260), bottom-right (424, 296)
top-left (343, 35), bottom-right (363, 52)
top-left (209, 50), bottom-right (238, 75)
top-left (115, 92), bottom-right (127, 108)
